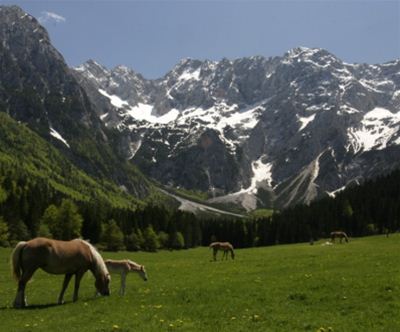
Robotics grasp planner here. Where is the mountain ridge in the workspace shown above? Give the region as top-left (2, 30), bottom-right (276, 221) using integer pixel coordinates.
top-left (74, 47), bottom-right (400, 210)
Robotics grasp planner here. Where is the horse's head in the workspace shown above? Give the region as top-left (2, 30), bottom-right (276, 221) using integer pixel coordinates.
top-left (139, 265), bottom-right (148, 281)
top-left (95, 273), bottom-right (111, 296)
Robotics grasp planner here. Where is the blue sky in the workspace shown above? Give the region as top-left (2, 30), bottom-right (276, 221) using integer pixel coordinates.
top-left (3, 0), bottom-right (400, 79)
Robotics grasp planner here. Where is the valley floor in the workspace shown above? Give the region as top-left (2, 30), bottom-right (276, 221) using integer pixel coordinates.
top-left (0, 235), bottom-right (399, 331)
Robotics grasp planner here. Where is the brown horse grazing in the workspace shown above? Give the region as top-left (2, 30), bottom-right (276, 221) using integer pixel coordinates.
top-left (11, 237), bottom-right (111, 308)
top-left (105, 259), bottom-right (147, 295)
top-left (330, 231), bottom-right (349, 243)
top-left (209, 242), bottom-right (235, 261)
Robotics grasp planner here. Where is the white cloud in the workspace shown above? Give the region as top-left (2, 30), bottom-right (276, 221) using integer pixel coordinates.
top-left (38, 11), bottom-right (66, 25)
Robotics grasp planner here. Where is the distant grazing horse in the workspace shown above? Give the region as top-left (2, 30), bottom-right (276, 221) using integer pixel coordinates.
top-left (209, 242), bottom-right (235, 261)
top-left (330, 231), bottom-right (349, 243)
top-left (105, 259), bottom-right (148, 295)
top-left (11, 237), bottom-right (111, 308)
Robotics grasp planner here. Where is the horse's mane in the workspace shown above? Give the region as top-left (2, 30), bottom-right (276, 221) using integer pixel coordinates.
top-left (77, 239), bottom-right (109, 277)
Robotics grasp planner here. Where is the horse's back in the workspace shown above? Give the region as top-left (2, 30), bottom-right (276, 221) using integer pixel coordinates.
top-left (23, 238), bottom-right (92, 274)
top-left (22, 238), bottom-right (53, 263)
top-left (105, 259), bottom-right (130, 273)
top-left (221, 242), bottom-right (233, 249)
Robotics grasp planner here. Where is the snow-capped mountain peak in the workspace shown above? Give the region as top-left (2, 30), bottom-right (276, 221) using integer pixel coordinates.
top-left (74, 49), bottom-right (400, 210)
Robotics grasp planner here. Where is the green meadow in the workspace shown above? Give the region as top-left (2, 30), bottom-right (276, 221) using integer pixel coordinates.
top-left (0, 235), bottom-right (399, 332)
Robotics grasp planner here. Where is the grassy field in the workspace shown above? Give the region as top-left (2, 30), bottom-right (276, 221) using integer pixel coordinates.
top-left (0, 235), bottom-right (399, 331)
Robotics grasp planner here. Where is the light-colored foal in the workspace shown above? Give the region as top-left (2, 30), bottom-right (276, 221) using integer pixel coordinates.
top-left (104, 259), bottom-right (147, 295)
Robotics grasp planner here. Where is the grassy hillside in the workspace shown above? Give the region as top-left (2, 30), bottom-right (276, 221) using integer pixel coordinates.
top-left (248, 208), bottom-right (274, 218)
top-left (0, 112), bottom-right (144, 209)
top-left (0, 235), bottom-right (398, 331)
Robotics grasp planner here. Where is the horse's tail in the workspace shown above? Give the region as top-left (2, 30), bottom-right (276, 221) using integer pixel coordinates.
top-left (11, 241), bottom-right (27, 281)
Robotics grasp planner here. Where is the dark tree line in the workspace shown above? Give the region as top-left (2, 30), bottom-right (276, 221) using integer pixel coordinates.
top-left (1, 163), bottom-right (399, 251)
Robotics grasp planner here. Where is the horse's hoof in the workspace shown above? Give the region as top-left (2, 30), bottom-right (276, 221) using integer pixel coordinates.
top-left (13, 301), bottom-right (26, 309)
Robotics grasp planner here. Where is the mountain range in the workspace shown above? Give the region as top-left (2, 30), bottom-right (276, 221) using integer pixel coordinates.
top-left (1, 5), bottom-right (400, 213)
top-left (74, 45), bottom-right (400, 210)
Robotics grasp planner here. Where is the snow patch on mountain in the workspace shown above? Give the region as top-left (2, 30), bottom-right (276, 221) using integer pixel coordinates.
top-left (178, 67), bottom-right (201, 82)
top-left (250, 157), bottom-right (273, 190)
top-left (126, 104), bottom-right (180, 124)
top-left (98, 89), bottom-right (128, 108)
top-left (225, 157), bottom-right (273, 195)
top-left (347, 107), bottom-right (400, 153)
top-left (327, 185), bottom-right (346, 198)
top-left (50, 127), bottom-right (70, 148)
top-left (298, 113), bottom-right (316, 131)
top-left (206, 156), bottom-right (273, 211)
top-left (128, 140), bottom-right (142, 159)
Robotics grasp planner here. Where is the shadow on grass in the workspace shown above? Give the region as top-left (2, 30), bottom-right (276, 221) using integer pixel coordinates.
top-left (0, 303), bottom-right (59, 310)
top-left (0, 296), bottom-right (100, 310)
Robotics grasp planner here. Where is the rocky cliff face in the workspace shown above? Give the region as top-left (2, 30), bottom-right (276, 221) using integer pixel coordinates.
top-left (75, 47), bottom-right (400, 210)
top-left (0, 6), bottom-right (100, 134)
top-left (0, 6), bottom-right (150, 197)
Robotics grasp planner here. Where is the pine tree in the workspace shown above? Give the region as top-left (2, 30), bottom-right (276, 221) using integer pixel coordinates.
top-left (101, 219), bottom-right (125, 251)
top-left (37, 223), bottom-right (52, 238)
top-left (171, 231), bottom-right (185, 249)
top-left (125, 230), bottom-right (144, 251)
top-left (157, 231), bottom-right (169, 249)
top-left (143, 225), bottom-right (159, 252)
top-left (41, 199), bottom-right (83, 240)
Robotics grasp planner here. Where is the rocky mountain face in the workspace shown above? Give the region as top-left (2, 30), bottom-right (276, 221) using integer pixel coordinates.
top-left (2, 5), bottom-right (397, 211)
top-left (75, 47), bottom-right (400, 210)
top-left (0, 6), bottom-right (150, 197)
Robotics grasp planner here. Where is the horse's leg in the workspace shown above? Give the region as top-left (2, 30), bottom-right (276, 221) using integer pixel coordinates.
top-left (120, 272), bottom-right (126, 296)
top-left (14, 281), bottom-right (27, 308)
top-left (72, 270), bottom-right (85, 302)
top-left (13, 268), bottom-right (36, 308)
top-left (58, 273), bottom-right (73, 304)
top-left (213, 248), bottom-right (217, 261)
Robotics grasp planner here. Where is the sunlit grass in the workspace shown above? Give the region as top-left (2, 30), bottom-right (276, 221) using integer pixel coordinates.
top-left (0, 234), bottom-right (399, 331)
